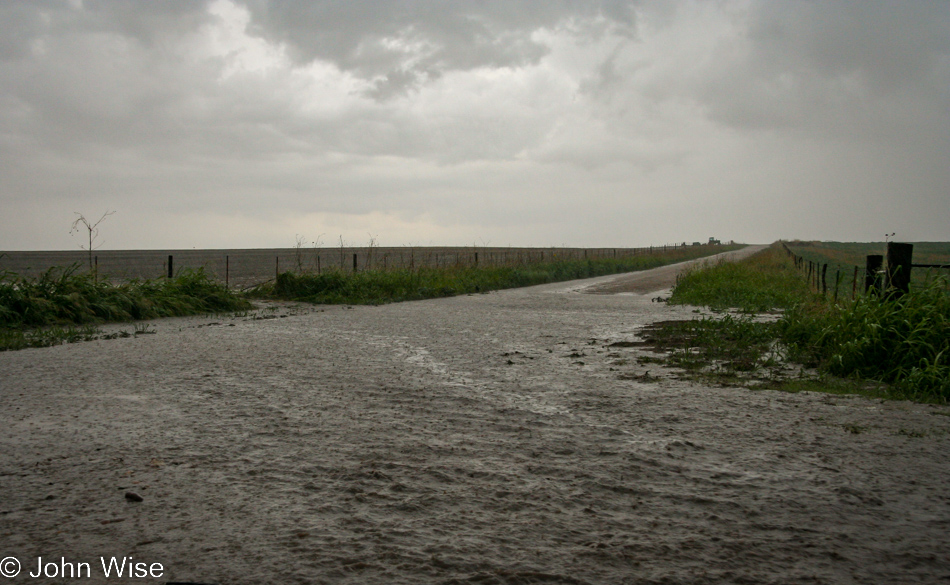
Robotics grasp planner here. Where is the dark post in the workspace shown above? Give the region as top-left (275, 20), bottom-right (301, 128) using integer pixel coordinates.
top-left (474, 252), bottom-right (478, 266)
top-left (821, 264), bottom-right (828, 295)
top-left (94, 255), bottom-right (98, 284)
top-left (353, 253), bottom-right (358, 272)
top-left (833, 269), bottom-right (840, 304)
top-left (852, 265), bottom-right (858, 299)
top-left (865, 255), bottom-right (883, 294)
top-left (885, 242), bottom-right (914, 298)
top-left (168, 255), bottom-right (173, 278)
top-left (276, 256), bottom-right (279, 280)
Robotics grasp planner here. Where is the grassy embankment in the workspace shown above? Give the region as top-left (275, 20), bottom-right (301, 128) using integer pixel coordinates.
top-left (659, 243), bottom-right (950, 403)
top-left (254, 245), bottom-right (742, 305)
top-left (0, 266), bottom-right (252, 351)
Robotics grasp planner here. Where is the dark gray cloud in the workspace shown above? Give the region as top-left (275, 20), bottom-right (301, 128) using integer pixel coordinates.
top-left (700, 2), bottom-right (950, 135)
top-left (0, 0), bottom-right (213, 58)
top-left (0, 0), bottom-right (947, 250)
top-left (242, 0), bottom-right (635, 97)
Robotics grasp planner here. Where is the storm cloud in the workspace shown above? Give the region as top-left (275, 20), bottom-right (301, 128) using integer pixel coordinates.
top-left (1, 0), bottom-right (947, 250)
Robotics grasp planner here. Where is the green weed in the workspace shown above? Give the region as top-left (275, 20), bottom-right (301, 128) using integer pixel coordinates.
top-left (256, 246), bottom-right (740, 305)
top-left (779, 275), bottom-right (950, 402)
top-left (670, 246), bottom-right (816, 312)
top-left (664, 242), bottom-right (950, 403)
top-left (0, 265), bottom-right (252, 351)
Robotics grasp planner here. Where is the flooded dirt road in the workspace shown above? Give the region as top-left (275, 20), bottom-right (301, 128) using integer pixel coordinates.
top-left (2, 245), bottom-right (949, 584)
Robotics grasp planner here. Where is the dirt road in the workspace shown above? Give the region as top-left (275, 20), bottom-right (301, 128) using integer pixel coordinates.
top-left (1, 245), bottom-right (948, 584)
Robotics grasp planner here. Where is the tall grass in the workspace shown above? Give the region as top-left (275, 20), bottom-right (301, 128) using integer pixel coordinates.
top-left (779, 277), bottom-right (950, 402)
top-left (258, 246), bottom-right (740, 304)
top-left (670, 246), bottom-right (816, 312)
top-left (0, 265), bottom-right (252, 350)
top-left (667, 243), bottom-right (950, 402)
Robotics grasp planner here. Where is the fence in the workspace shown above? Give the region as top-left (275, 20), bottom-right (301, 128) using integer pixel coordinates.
top-left (1, 243), bottom-right (709, 290)
top-left (782, 242), bottom-right (950, 302)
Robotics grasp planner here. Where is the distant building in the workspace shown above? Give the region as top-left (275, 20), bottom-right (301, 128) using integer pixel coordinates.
top-left (708, 237), bottom-right (721, 245)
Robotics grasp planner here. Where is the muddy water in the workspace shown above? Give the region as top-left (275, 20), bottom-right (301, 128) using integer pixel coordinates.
top-left (2, 246), bottom-right (949, 584)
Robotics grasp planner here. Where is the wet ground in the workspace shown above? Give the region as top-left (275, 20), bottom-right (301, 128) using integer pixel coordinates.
top-left (2, 245), bottom-right (949, 584)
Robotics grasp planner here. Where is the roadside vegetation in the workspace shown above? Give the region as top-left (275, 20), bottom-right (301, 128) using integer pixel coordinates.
top-left (0, 266), bottom-right (251, 351)
top-left (655, 243), bottom-right (950, 403)
top-left (254, 245), bottom-right (741, 305)
top-left (670, 246), bottom-right (817, 312)
top-left (0, 245), bottom-right (738, 351)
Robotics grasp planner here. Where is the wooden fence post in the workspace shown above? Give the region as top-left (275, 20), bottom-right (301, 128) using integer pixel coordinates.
top-left (168, 255), bottom-right (174, 279)
top-left (353, 253), bottom-right (358, 273)
top-left (821, 264), bottom-right (828, 296)
top-left (885, 242), bottom-right (913, 298)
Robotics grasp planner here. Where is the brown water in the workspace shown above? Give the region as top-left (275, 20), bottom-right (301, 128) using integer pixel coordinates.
top-left (2, 246), bottom-right (949, 584)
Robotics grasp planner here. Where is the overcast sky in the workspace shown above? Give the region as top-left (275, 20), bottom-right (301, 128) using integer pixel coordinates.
top-left (1, 0), bottom-right (948, 251)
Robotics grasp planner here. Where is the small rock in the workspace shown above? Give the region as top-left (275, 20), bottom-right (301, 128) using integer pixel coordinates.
top-left (124, 491), bottom-right (144, 502)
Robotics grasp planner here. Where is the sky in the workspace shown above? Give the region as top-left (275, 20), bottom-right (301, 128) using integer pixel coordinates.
top-left (1, 0), bottom-right (948, 251)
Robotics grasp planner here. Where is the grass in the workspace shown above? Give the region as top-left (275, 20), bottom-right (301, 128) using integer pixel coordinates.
top-left (0, 246), bottom-right (736, 351)
top-left (779, 277), bottom-right (950, 402)
top-left (0, 265), bottom-right (252, 351)
top-left (670, 245), bottom-right (818, 312)
top-left (254, 245), bottom-right (742, 305)
top-left (785, 240), bottom-right (950, 268)
top-left (785, 240), bottom-right (950, 290)
top-left (655, 242), bottom-right (950, 403)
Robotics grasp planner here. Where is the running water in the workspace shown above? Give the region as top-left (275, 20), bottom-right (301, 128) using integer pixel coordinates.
top-left (2, 246), bottom-right (949, 584)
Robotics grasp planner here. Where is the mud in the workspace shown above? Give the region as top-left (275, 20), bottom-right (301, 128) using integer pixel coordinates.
top-left (2, 245), bottom-right (949, 584)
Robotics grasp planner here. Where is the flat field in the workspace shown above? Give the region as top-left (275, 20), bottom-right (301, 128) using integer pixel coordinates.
top-left (785, 241), bottom-right (950, 270)
top-left (1, 245), bottom-right (701, 290)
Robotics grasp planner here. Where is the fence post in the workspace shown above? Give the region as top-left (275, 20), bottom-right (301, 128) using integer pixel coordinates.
top-left (852, 265), bottom-right (858, 299)
top-left (353, 253), bottom-right (358, 273)
top-left (821, 264), bottom-right (828, 296)
top-left (168, 255), bottom-right (174, 278)
top-left (276, 256), bottom-right (279, 281)
top-left (885, 242), bottom-right (913, 298)
top-left (94, 255), bottom-right (98, 284)
top-left (833, 269), bottom-right (840, 304)
top-left (865, 255), bottom-right (883, 294)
